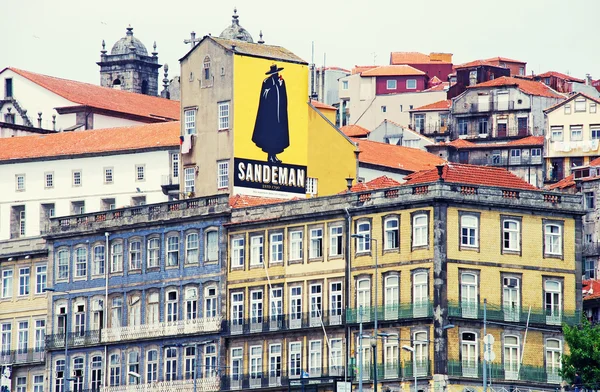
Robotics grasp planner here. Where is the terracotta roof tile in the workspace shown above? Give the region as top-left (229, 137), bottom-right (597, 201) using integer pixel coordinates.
top-left (454, 59), bottom-right (498, 69)
top-left (507, 136), bottom-right (545, 146)
top-left (545, 174), bottom-right (576, 190)
top-left (485, 56), bottom-right (527, 64)
top-left (435, 136), bottom-right (544, 150)
top-left (467, 76), bottom-right (564, 99)
top-left (340, 176), bottom-right (402, 193)
top-left (229, 194), bottom-right (292, 209)
top-left (590, 157), bottom-right (600, 166)
top-left (0, 121), bottom-right (180, 162)
top-left (583, 279), bottom-right (600, 300)
top-left (360, 65), bottom-right (425, 77)
top-left (412, 99), bottom-right (451, 111)
top-left (423, 82), bottom-right (450, 92)
top-left (537, 71), bottom-right (584, 83)
top-left (340, 125), bottom-right (371, 137)
top-left (310, 100), bottom-right (336, 111)
top-left (404, 163), bottom-right (538, 191)
top-left (354, 138), bottom-right (446, 172)
top-left (352, 65), bottom-right (377, 75)
top-left (390, 52), bottom-right (452, 64)
top-left (6, 67), bottom-right (180, 121)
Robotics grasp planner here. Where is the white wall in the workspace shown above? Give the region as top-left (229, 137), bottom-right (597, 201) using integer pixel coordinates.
top-left (0, 149), bottom-right (176, 240)
top-left (358, 165), bottom-right (407, 183)
top-left (93, 114), bottom-right (146, 129)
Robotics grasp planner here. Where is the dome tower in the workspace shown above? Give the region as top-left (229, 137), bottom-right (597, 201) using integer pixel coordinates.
top-left (97, 26), bottom-right (162, 96)
top-left (219, 8), bottom-right (254, 43)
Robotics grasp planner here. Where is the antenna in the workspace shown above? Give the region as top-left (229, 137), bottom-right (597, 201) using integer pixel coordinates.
top-left (372, 52), bottom-right (377, 65)
top-left (310, 41), bottom-right (317, 100)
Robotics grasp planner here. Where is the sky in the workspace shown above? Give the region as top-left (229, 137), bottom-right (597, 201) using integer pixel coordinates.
top-left (2, 0), bottom-right (599, 85)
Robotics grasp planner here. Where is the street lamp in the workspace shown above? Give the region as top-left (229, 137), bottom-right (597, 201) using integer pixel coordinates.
top-left (44, 287), bottom-right (71, 392)
top-left (402, 346), bottom-right (417, 392)
top-left (351, 234), bottom-right (378, 392)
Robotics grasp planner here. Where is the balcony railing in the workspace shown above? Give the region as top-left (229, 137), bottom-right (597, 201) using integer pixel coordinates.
top-left (409, 123), bottom-right (451, 136)
top-left (346, 302), bottom-right (433, 324)
top-left (448, 360), bottom-right (562, 384)
top-left (221, 369), bottom-right (344, 391)
top-left (0, 349), bottom-right (45, 365)
top-left (453, 100), bottom-right (524, 115)
top-left (224, 312), bottom-right (343, 336)
top-left (101, 377), bottom-right (220, 392)
top-left (161, 174), bottom-right (179, 186)
top-left (448, 301), bottom-right (580, 326)
top-left (583, 241), bottom-right (600, 256)
top-left (452, 125), bottom-right (532, 140)
top-left (103, 316), bottom-right (222, 343)
top-left (46, 330), bottom-right (101, 350)
top-left (467, 155), bottom-right (543, 167)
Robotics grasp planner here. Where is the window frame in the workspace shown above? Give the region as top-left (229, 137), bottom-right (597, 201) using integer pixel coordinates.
top-left (250, 234), bottom-right (264, 266)
top-left (217, 160), bottom-right (229, 189)
top-left (166, 235), bottom-right (180, 267)
top-left (406, 79), bottom-right (417, 89)
top-left (184, 108), bottom-right (197, 135)
top-left (543, 220), bottom-right (564, 259)
top-left (383, 215), bottom-right (400, 251)
top-left (411, 211), bottom-right (430, 250)
top-left (15, 174), bottom-right (25, 191)
top-left (44, 171), bottom-right (54, 189)
top-left (500, 215), bottom-right (522, 255)
top-left (289, 229), bottom-right (304, 262)
top-left (355, 220), bottom-right (371, 254)
top-left (570, 125), bottom-right (583, 141)
top-left (231, 236), bottom-right (245, 268)
top-left (550, 126), bottom-right (564, 142)
top-left (135, 164), bottom-right (145, 182)
top-left (185, 232), bottom-right (199, 265)
top-left (269, 231), bottom-right (284, 263)
top-left (218, 101), bottom-right (230, 130)
top-left (184, 167), bottom-right (195, 193)
top-left (104, 167), bottom-right (114, 184)
top-left (386, 79), bottom-right (397, 90)
top-left (329, 224), bottom-right (343, 258)
top-left (309, 226), bottom-right (324, 260)
top-left (459, 211), bottom-right (480, 251)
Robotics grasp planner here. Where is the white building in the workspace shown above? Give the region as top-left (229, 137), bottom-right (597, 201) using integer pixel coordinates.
top-left (0, 67), bottom-right (179, 133)
top-left (368, 119), bottom-right (434, 149)
top-left (0, 122), bottom-right (180, 240)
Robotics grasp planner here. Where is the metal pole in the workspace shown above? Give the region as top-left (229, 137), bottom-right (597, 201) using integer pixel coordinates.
top-left (373, 239), bottom-right (378, 392)
top-left (194, 342), bottom-right (198, 392)
top-left (359, 306), bottom-right (363, 392)
top-left (483, 299), bottom-right (487, 392)
top-left (413, 357), bottom-right (417, 392)
top-left (65, 300), bottom-right (69, 392)
top-left (104, 232), bottom-right (109, 389)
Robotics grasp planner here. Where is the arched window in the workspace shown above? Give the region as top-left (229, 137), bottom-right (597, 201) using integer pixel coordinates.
top-left (356, 221), bottom-right (371, 252)
top-left (57, 249), bottom-right (69, 280)
top-left (109, 353), bottom-right (121, 386)
top-left (546, 339), bottom-right (562, 383)
top-left (91, 355), bottom-right (103, 391)
top-left (146, 349), bottom-right (158, 383)
top-left (128, 351), bottom-right (140, 384)
top-left (112, 79), bottom-right (122, 89)
top-left (203, 56), bottom-right (211, 80)
top-left (461, 332), bottom-right (478, 377)
top-left (74, 247), bottom-right (87, 278)
top-left (147, 237), bottom-right (160, 268)
top-left (73, 356), bottom-right (84, 389)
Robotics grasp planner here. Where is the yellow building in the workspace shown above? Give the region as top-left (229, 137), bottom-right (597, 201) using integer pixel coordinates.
top-left (179, 10), bottom-right (357, 199)
top-left (545, 92), bottom-right (600, 182)
top-left (0, 237), bottom-right (48, 391)
top-left (222, 163), bottom-right (582, 392)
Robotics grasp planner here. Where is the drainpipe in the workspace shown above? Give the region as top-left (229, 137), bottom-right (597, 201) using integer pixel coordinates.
top-left (344, 207), bottom-right (352, 383)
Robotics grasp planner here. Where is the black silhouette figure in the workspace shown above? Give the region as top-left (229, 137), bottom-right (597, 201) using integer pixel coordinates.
top-left (252, 64), bottom-right (289, 163)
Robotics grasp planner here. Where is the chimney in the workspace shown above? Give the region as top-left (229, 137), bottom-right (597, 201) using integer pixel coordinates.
top-left (586, 74), bottom-right (593, 86)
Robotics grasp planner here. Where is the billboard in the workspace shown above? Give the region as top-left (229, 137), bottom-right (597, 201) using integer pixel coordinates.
top-left (233, 55), bottom-right (309, 196)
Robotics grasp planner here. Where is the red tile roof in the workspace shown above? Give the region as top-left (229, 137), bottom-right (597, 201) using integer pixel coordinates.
top-left (352, 65), bottom-right (377, 75)
top-left (390, 52), bottom-right (452, 64)
top-left (340, 176), bottom-right (402, 193)
top-left (545, 174), bottom-right (576, 190)
top-left (537, 71), bottom-right (584, 83)
top-left (0, 121), bottom-right (180, 162)
top-left (423, 82), bottom-right (450, 92)
top-left (454, 59), bottom-right (498, 69)
top-left (229, 194), bottom-right (291, 209)
top-left (434, 136), bottom-right (544, 150)
top-left (361, 65), bottom-right (425, 77)
top-left (507, 136), bottom-right (545, 146)
top-left (583, 279), bottom-right (600, 301)
top-left (340, 125), bottom-right (371, 137)
top-left (485, 56), bottom-right (527, 65)
top-left (6, 67), bottom-right (180, 121)
top-left (404, 163), bottom-right (538, 190)
top-left (354, 138), bottom-right (446, 173)
top-left (590, 157), bottom-right (600, 166)
top-left (412, 99), bottom-right (451, 111)
top-left (468, 76), bottom-right (564, 99)
top-left (310, 100), bottom-right (337, 111)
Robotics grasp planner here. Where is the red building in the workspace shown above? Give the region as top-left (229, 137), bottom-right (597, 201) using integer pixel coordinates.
top-left (484, 57), bottom-right (527, 76)
top-left (532, 71), bottom-right (585, 94)
top-left (389, 52), bottom-right (454, 82)
top-left (360, 65), bottom-right (428, 94)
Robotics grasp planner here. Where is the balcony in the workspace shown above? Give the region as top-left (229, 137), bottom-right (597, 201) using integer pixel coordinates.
top-left (0, 349), bottom-right (45, 365)
top-left (467, 154), bottom-right (542, 167)
top-left (448, 361), bottom-right (562, 384)
top-left (103, 316), bottom-right (222, 343)
top-left (448, 301), bottom-right (580, 326)
top-left (101, 377), bottom-right (220, 392)
top-left (583, 241), bottom-right (600, 256)
top-left (409, 123), bottom-right (451, 136)
top-left (46, 330), bottom-right (101, 350)
top-left (221, 369), bottom-right (344, 391)
top-left (453, 100), bottom-right (524, 115)
top-left (161, 175), bottom-right (179, 196)
top-left (453, 125), bottom-right (532, 140)
top-left (224, 312), bottom-right (343, 336)
top-left (346, 302), bottom-right (433, 324)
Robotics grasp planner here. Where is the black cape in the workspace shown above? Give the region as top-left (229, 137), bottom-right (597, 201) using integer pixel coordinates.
top-left (252, 75), bottom-right (290, 154)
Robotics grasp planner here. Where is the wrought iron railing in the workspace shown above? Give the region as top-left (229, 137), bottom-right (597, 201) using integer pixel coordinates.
top-left (45, 330), bottom-right (101, 350)
top-left (223, 311), bottom-right (343, 336)
top-left (101, 377), bottom-right (220, 392)
top-left (103, 316), bottom-right (222, 343)
top-left (448, 301), bottom-right (580, 326)
top-left (346, 302), bottom-right (433, 324)
top-left (447, 360), bottom-right (562, 384)
top-left (0, 348), bottom-right (45, 365)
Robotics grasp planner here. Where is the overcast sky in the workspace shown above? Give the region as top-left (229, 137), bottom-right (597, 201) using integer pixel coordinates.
top-left (3, 0), bottom-right (599, 85)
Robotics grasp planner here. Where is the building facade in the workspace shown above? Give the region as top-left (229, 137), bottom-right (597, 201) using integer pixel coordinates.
top-left (409, 100), bottom-right (451, 142)
top-left (368, 119), bottom-right (434, 149)
top-left (43, 194), bottom-right (229, 392)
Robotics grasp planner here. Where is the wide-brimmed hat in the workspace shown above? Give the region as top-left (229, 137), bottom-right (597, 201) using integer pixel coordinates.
top-left (266, 64), bottom-right (284, 75)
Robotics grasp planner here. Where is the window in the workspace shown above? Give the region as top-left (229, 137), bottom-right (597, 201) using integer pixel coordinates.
top-left (570, 125), bottom-right (583, 141)
top-left (5, 78), bottom-right (13, 98)
top-left (290, 286), bottom-right (302, 326)
top-left (109, 353), bottom-right (121, 386)
top-left (306, 178), bottom-right (318, 195)
top-left (250, 235), bottom-right (264, 265)
top-left (414, 114), bottom-right (425, 132)
top-left (381, 105), bottom-right (387, 113)
top-left (184, 109), bottom-right (196, 135)
top-left (92, 245), bottom-right (105, 276)
top-left (545, 280), bottom-right (562, 324)
top-left (185, 167), bottom-right (195, 193)
top-left (250, 290), bottom-right (263, 326)
top-left (249, 345), bottom-right (262, 382)
top-left (503, 276), bottom-right (520, 321)
top-left (55, 358), bottom-right (65, 390)
top-left (477, 117), bottom-right (488, 134)
top-left (205, 344), bottom-right (217, 377)
top-left (270, 287), bottom-right (283, 323)
top-left (57, 249), bottom-right (68, 280)
top-left (1, 323), bottom-right (11, 354)
top-left (90, 355), bottom-right (102, 390)
top-left (146, 350), bottom-right (158, 383)
top-left (18, 267), bottom-right (29, 296)
top-left (406, 79), bottom-right (417, 89)
top-left (183, 346), bottom-right (196, 380)
top-left (270, 232), bottom-right (283, 262)
top-left (35, 265), bottom-right (47, 294)
top-left (384, 217), bottom-right (399, 250)
top-left (386, 80), bottom-right (397, 90)
top-left (217, 160), bottom-right (229, 189)
top-left (16, 174), bottom-right (25, 191)
top-left (545, 223), bottom-right (562, 256)
top-left (458, 118), bottom-right (468, 136)
top-left (231, 237), bottom-right (245, 267)
top-left (342, 80), bottom-right (348, 90)
top-left (167, 235), bottom-right (180, 266)
top-left (165, 347), bottom-right (177, 381)
top-left (575, 98), bottom-right (586, 112)
top-left (128, 351), bottom-right (140, 385)
top-left (509, 149), bottom-right (521, 164)
top-left (309, 340), bottom-right (322, 376)
top-left (135, 164), bottom-right (145, 181)
top-left (269, 344), bottom-right (282, 381)
top-left (413, 331), bottom-right (428, 376)
top-left (289, 342), bottom-right (301, 378)
top-left (546, 339), bottom-right (562, 382)
top-left (104, 167), bottom-right (114, 184)
top-left (357, 279), bottom-right (371, 314)
top-left (356, 221), bottom-right (371, 252)
top-left (185, 233), bottom-right (199, 264)
top-left (172, 153), bottom-right (179, 179)
top-left (16, 377), bottom-right (26, 392)
top-left (412, 214), bottom-right (428, 248)
top-left (531, 148), bottom-right (542, 163)
top-left (231, 292), bottom-right (244, 329)
top-left (218, 102), bottom-right (230, 130)
top-left (74, 247), bottom-right (87, 278)
top-left (330, 338), bottom-right (343, 376)
top-left (591, 103), bottom-right (597, 113)
top-left (585, 192), bottom-right (595, 209)
top-left (19, 209), bottom-right (25, 236)
top-left (34, 319), bottom-right (45, 352)
top-left (329, 226), bottom-right (343, 257)
top-left (460, 214), bottom-right (478, 248)
top-left (592, 126), bottom-right (600, 140)
top-left (550, 126), bottom-right (563, 141)
top-left (111, 297), bottom-right (123, 328)
top-left (585, 258), bottom-right (596, 279)
top-left (33, 375), bottom-right (44, 392)
top-left (147, 292), bottom-right (159, 324)
top-left (203, 56), bottom-right (211, 80)
top-left (45, 172), bottom-right (54, 188)
top-left (385, 275), bottom-right (399, 318)
top-left (586, 234), bottom-right (593, 244)
top-left (290, 230), bottom-right (303, 261)
top-left (564, 104), bottom-right (571, 114)
top-left (185, 288), bottom-right (198, 320)
top-left (519, 67), bottom-right (525, 75)
top-left (17, 321), bottom-right (28, 354)
top-left (147, 238), bottom-right (160, 268)
top-left (461, 273), bottom-right (478, 318)
top-left (330, 282), bottom-right (343, 321)
top-left (502, 219), bottom-right (520, 252)
top-left (205, 230), bottom-right (218, 262)
top-left (310, 284), bottom-right (322, 321)
top-left (461, 332), bottom-right (478, 377)
top-left (166, 290), bottom-right (178, 322)
top-left (111, 242), bottom-right (123, 273)
top-left (309, 228), bottom-right (323, 259)
top-left (413, 272), bottom-right (428, 317)
top-left (231, 347), bottom-right (243, 383)
top-left (129, 240), bottom-right (141, 270)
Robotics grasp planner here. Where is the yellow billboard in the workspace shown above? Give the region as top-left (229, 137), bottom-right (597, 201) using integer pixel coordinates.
top-left (233, 55), bottom-right (309, 195)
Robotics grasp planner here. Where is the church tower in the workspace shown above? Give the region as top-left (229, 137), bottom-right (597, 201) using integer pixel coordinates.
top-left (97, 26), bottom-right (161, 96)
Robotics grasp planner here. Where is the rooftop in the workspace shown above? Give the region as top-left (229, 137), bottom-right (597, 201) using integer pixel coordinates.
top-left (310, 100), bottom-right (337, 111)
top-left (405, 163), bottom-right (538, 191)
top-left (454, 59), bottom-right (498, 69)
top-left (546, 174), bottom-right (576, 191)
top-left (390, 52), bottom-right (452, 64)
top-left (340, 176), bottom-right (402, 193)
top-left (467, 76), bottom-right (565, 99)
top-left (360, 65), bottom-right (425, 77)
top-left (485, 56), bottom-right (527, 65)
top-left (0, 121), bottom-right (180, 163)
top-left (229, 194), bottom-right (291, 209)
top-left (423, 82), bottom-right (450, 92)
top-left (354, 138), bottom-right (446, 173)
top-left (412, 99), bottom-right (451, 111)
top-left (583, 279), bottom-right (600, 301)
top-left (5, 67), bottom-right (180, 121)
top-left (352, 65), bottom-right (377, 75)
top-left (544, 92), bottom-right (600, 113)
top-left (537, 71), bottom-right (584, 83)
top-left (340, 124), bottom-right (371, 137)
top-left (431, 136), bottom-right (545, 150)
